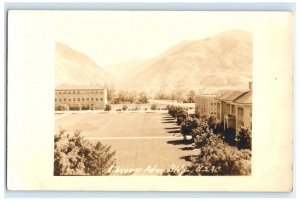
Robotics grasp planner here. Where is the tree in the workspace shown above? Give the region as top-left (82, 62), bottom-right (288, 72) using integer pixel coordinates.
top-left (105, 104), bottom-right (112, 111)
top-left (236, 127), bottom-right (252, 150)
top-left (107, 85), bottom-right (116, 103)
top-left (181, 117), bottom-right (199, 139)
top-left (176, 109), bottom-right (189, 125)
top-left (122, 105), bottom-right (128, 111)
top-left (185, 138), bottom-right (251, 176)
top-left (151, 103), bottom-right (158, 110)
top-left (54, 130), bottom-right (116, 176)
top-left (137, 91), bottom-right (148, 104)
top-left (208, 116), bottom-right (217, 129)
top-left (186, 90), bottom-right (196, 103)
top-left (223, 128), bottom-right (236, 146)
top-left (167, 105), bottom-right (178, 118)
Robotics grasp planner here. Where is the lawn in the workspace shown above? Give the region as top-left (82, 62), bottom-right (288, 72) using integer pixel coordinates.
top-left (55, 112), bottom-right (199, 175)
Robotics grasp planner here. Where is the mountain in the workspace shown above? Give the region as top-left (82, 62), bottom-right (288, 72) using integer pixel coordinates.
top-left (123, 30), bottom-right (252, 94)
top-left (105, 58), bottom-right (148, 83)
top-left (55, 42), bottom-right (115, 86)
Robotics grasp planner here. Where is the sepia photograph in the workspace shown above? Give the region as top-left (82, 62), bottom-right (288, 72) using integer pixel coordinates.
top-left (7, 10), bottom-right (293, 191)
top-left (54, 11), bottom-right (252, 176)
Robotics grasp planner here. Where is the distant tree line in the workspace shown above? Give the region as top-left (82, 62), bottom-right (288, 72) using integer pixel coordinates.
top-left (107, 85), bottom-right (148, 104)
top-left (154, 90), bottom-right (196, 103)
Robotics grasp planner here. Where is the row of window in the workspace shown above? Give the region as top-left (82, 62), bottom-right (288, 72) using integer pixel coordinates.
top-left (210, 102), bottom-right (218, 105)
top-left (55, 97), bottom-right (103, 102)
top-left (56, 90), bottom-right (103, 94)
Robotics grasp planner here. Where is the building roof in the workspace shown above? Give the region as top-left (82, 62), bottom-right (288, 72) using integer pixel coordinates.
top-left (234, 91), bottom-right (252, 104)
top-left (55, 85), bottom-right (105, 90)
top-left (216, 91), bottom-right (245, 101)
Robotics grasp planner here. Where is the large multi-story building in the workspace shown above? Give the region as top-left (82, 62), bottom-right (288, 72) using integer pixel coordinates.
top-left (55, 85), bottom-right (107, 110)
top-left (195, 82), bottom-right (252, 133)
top-left (195, 94), bottom-right (219, 118)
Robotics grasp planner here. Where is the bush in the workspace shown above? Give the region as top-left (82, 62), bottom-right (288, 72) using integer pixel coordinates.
top-left (122, 105), bottom-right (128, 111)
top-left (208, 116), bottom-right (217, 129)
top-left (167, 105), bottom-right (178, 118)
top-left (54, 130), bottom-right (116, 176)
top-left (151, 103), bottom-right (158, 110)
top-left (181, 117), bottom-right (200, 139)
top-left (69, 105), bottom-right (80, 111)
top-left (236, 128), bottom-right (252, 150)
top-left (185, 138), bottom-right (251, 176)
top-left (176, 109), bottom-right (189, 126)
top-left (223, 128), bottom-right (236, 146)
top-left (81, 105), bottom-right (89, 110)
top-left (56, 104), bottom-right (69, 111)
top-left (105, 104), bottom-right (112, 111)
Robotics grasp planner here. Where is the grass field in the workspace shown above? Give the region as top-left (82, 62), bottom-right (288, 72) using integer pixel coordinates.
top-left (55, 112), bottom-right (199, 175)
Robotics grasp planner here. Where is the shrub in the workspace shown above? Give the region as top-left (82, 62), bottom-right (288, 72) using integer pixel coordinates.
top-left (56, 104), bottom-right (69, 111)
top-left (223, 128), bottom-right (236, 146)
top-left (185, 137), bottom-right (251, 176)
top-left (144, 108), bottom-right (147, 111)
top-left (236, 127), bottom-right (252, 150)
top-left (69, 105), bottom-right (80, 111)
top-left (105, 104), bottom-right (112, 111)
top-left (176, 109), bottom-right (189, 126)
top-left (208, 116), bottom-right (217, 129)
top-left (151, 103), bottom-right (158, 110)
top-left (192, 128), bottom-right (214, 148)
top-left (122, 105), bottom-right (128, 111)
top-left (167, 105), bottom-right (178, 118)
top-left (81, 105), bottom-right (89, 110)
top-left (181, 117), bottom-right (200, 139)
top-left (54, 130), bottom-right (116, 176)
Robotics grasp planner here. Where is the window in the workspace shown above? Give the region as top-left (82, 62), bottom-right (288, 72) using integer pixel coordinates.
top-left (95, 91), bottom-right (98, 94)
top-left (96, 98), bottom-right (98, 101)
top-left (69, 99), bottom-right (71, 101)
top-left (55, 99), bottom-right (57, 102)
top-left (59, 99), bottom-right (61, 102)
top-left (82, 98), bottom-right (84, 101)
top-left (231, 105), bottom-right (235, 114)
top-left (87, 98), bottom-right (89, 101)
top-left (211, 103), bottom-right (213, 105)
top-left (77, 91), bottom-right (80, 94)
top-left (100, 91), bottom-right (103, 94)
top-left (78, 98), bottom-right (80, 101)
top-left (73, 98), bottom-right (75, 101)
top-left (100, 98), bottom-right (103, 101)
top-left (59, 92), bottom-right (61, 94)
top-left (91, 98), bottom-right (93, 101)
top-left (69, 91), bottom-right (71, 94)
top-left (73, 91), bottom-right (75, 94)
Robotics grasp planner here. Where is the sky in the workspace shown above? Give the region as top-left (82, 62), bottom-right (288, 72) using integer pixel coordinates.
top-left (55, 11), bottom-right (254, 67)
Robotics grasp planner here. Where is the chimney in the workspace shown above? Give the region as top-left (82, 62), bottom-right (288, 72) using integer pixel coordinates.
top-left (249, 82), bottom-right (253, 91)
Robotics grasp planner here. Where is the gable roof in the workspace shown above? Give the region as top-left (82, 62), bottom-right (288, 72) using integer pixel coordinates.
top-left (234, 91), bottom-right (252, 104)
top-left (216, 91), bottom-right (246, 101)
